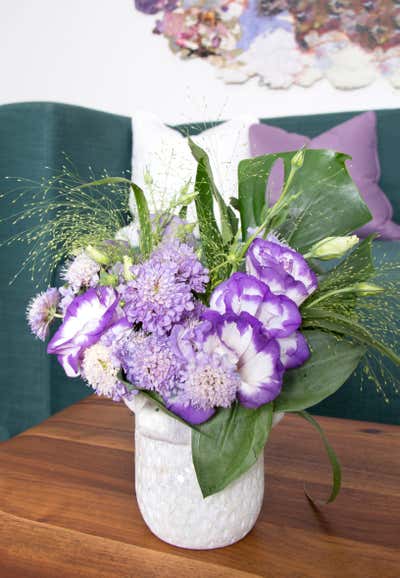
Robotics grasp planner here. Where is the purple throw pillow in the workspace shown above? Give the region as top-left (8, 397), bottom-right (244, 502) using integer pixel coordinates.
top-left (249, 112), bottom-right (400, 239)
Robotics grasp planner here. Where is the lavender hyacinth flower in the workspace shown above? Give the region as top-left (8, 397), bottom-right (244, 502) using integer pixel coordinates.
top-left (47, 286), bottom-right (119, 377)
top-left (210, 272), bottom-right (301, 338)
top-left (27, 287), bottom-right (60, 341)
top-left (246, 235), bottom-right (318, 305)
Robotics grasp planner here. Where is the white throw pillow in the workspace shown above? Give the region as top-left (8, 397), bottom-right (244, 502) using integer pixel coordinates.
top-left (130, 111), bottom-right (258, 223)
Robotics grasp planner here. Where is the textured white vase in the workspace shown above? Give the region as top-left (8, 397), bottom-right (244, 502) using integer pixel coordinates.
top-left (124, 395), bottom-right (283, 550)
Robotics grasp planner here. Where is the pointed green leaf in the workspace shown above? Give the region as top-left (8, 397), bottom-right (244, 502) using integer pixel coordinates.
top-left (189, 139), bottom-right (234, 245)
top-left (238, 150), bottom-right (372, 251)
top-left (274, 330), bottom-right (365, 412)
top-left (238, 154), bottom-right (279, 239)
top-left (192, 402), bottom-right (273, 497)
top-left (130, 183), bottom-right (152, 258)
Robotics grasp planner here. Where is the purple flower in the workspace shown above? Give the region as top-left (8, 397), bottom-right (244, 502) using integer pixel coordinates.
top-left (246, 236), bottom-right (318, 305)
top-left (27, 287), bottom-right (60, 341)
top-left (59, 285), bottom-right (75, 315)
top-left (47, 287), bottom-right (119, 377)
top-left (277, 331), bottom-right (310, 369)
top-left (121, 251), bottom-right (201, 335)
top-left (152, 239), bottom-right (209, 293)
top-left (177, 310), bottom-right (283, 409)
top-left (210, 272), bottom-right (301, 338)
top-left (180, 351), bottom-right (240, 410)
top-left (116, 332), bottom-right (183, 395)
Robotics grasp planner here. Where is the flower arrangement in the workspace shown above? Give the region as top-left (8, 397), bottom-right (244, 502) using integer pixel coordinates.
top-left (21, 141), bottom-right (400, 501)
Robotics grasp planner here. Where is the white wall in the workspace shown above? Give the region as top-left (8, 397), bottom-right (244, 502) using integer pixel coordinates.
top-left (1, 0), bottom-right (399, 124)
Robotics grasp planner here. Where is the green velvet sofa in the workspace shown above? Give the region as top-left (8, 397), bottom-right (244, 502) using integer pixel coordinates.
top-left (0, 102), bottom-right (399, 440)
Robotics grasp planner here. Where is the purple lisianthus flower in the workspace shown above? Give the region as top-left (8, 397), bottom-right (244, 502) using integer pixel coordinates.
top-left (27, 287), bottom-right (60, 341)
top-left (121, 262), bottom-right (194, 335)
top-left (195, 310), bottom-right (284, 409)
top-left (246, 235), bottom-right (318, 305)
top-left (210, 272), bottom-right (301, 338)
top-left (47, 286), bottom-right (119, 377)
top-left (277, 331), bottom-right (310, 369)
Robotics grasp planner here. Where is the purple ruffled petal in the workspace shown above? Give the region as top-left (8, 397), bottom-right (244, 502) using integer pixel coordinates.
top-left (277, 331), bottom-right (310, 369)
top-left (246, 237), bottom-right (318, 305)
top-left (166, 400), bottom-right (215, 425)
top-left (210, 272), bottom-right (301, 338)
top-left (47, 287), bottom-right (119, 376)
top-left (201, 309), bottom-right (283, 407)
top-left (237, 332), bottom-right (283, 408)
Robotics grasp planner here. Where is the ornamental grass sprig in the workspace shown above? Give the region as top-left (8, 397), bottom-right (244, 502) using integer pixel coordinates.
top-left (0, 159), bottom-right (131, 285)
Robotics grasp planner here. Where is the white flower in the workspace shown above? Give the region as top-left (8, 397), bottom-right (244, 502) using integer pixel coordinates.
top-left (61, 251), bottom-right (100, 292)
top-left (82, 343), bottom-right (119, 398)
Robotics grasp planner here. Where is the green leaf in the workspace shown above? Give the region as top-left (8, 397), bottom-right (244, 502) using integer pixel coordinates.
top-left (238, 150), bottom-right (372, 251)
top-left (130, 183), bottom-right (152, 258)
top-left (189, 139), bottom-right (234, 245)
top-left (276, 150), bottom-right (372, 251)
top-left (296, 411), bottom-right (342, 504)
top-left (274, 330), bottom-right (365, 412)
top-left (238, 155), bottom-right (278, 240)
top-left (188, 140), bottom-right (229, 285)
top-left (192, 402), bottom-right (273, 498)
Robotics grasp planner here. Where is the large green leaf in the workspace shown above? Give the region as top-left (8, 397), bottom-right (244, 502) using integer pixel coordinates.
top-left (188, 140), bottom-right (230, 286)
top-left (189, 139), bottom-right (235, 245)
top-left (192, 402), bottom-right (273, 498)
top-left (238, 150), bottom-right (372, 252)
top-left (274, 330), bottom-right (365, 412)
top-left (237, 155), bottom-right (278, 239)
top-left (130, 183), bottom-right (152, 258)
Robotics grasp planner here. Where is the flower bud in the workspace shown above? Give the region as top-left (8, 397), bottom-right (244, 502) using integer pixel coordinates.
top-left (306, 235), bottom-right (359, 260)
top-left (123, 255), bottom-right (135, 281)
top-left (354, 282), bottom-right (384, 296)
top-left (291, 148), bottom-right (305, 169)
top-left (86, 245), bottom-right (111, 266)
top-left (99, 272), bottom-right (118, 287)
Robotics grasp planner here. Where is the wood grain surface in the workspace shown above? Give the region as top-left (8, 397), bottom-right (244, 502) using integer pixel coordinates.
top-left (0, 396), bottom-right (399, 578)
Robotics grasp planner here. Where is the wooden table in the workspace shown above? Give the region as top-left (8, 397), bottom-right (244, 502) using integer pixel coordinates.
top-left (0, 397), bottom-right (399, 578)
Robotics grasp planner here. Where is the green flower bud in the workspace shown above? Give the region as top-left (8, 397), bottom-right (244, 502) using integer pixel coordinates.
top-left (291, 148), bottom-right (305, 169)
top-left (86, 245), bottom-right (111, 265)
top-left (99, 272), bottom-right (118, 287)
top-left (306, 235), bottom-right (359, 260)
top-left (123, 255), bottom-right (135, 281)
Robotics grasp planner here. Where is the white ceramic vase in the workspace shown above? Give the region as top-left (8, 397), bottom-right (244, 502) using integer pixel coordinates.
top-left (125, 395), bottom-right (282, 550)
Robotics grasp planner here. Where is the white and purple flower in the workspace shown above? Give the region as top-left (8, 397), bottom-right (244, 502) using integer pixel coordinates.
top-left (47, 286), bottom-right (119, 377)
top-left (246, 235), bottom-right (318, 305)
top-left (210, 272), bottom-right (301, 338)
top-left (27, 287), bottom-right (60, 341)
